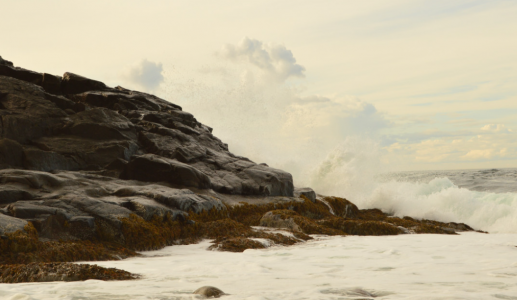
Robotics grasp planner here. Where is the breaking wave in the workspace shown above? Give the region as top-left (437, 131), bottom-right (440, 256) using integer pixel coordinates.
top-left (310, 140), bottom-right (517, 233)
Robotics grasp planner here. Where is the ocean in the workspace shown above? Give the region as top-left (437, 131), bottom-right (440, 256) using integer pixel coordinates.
top-left (2, 169), bottom-right (517, 299)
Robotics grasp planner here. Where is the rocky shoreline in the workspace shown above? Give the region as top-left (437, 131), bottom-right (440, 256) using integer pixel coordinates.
top-left (0, 56), bottom-right (481, 284)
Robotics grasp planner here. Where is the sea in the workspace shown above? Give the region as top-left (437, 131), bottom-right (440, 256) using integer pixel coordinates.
top-left (2, 168), bottom-right (517, 299)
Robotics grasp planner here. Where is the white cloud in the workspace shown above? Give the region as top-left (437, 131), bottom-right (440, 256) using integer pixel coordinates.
top-left (480, 124), bottom-right (512, 133)
top-left (123, 59), bottom-right (164, 91)
top-left (218, 37), bottom-right (305, 83)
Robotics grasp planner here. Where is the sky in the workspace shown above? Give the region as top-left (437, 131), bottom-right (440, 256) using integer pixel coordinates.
top-left (2, 0), bottom-right (517, 184)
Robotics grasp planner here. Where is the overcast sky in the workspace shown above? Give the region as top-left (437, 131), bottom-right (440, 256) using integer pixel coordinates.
top-left (2, 0), bottom-right (517, 176)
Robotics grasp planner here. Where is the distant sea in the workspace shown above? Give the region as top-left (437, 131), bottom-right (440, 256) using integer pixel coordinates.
top-left (383, 168), bottom-right (517, 193)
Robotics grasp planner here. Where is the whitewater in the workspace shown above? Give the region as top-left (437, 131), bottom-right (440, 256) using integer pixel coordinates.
top-left (2, 169), bottom-right (517, 299)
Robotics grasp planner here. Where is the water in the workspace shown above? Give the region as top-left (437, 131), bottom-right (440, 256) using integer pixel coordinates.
top-left (2, 169), bottom-right (517, 299)
top-left (381, 168), bottom-right (517, 194)
top-left (2, 235), bottom-right (516, 299)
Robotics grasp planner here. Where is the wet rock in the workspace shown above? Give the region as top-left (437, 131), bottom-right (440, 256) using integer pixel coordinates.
top-left (319, 217), bottom-right (403, 236)
top-left (193, 286), bottom-right (226, 298)
top-left (0, 262), bottom-right (138, 283)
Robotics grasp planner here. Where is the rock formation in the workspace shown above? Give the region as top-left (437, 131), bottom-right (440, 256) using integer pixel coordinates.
top-left (0, 56), bottom-right (481, 279)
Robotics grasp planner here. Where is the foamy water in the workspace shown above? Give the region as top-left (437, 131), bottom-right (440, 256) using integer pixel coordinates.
top-left (2, 233), bottom-right (516, 299)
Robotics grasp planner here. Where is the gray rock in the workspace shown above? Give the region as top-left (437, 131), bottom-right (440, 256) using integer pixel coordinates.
top-left (294, 187), bottom-right (316, 203)
top-left (0, 213), bottom-right (28, 235)
top-left (193, 286), bottom-right (226, 298)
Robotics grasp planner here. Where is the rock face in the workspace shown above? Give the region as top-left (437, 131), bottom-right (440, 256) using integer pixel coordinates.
top-left (0, 56), bottom-right (295, 247)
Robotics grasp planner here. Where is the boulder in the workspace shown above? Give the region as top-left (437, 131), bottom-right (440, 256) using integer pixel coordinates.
top-left (0, 213), bottom-right (28, 235)
top-left (193, 286), bottom-right (226, 298)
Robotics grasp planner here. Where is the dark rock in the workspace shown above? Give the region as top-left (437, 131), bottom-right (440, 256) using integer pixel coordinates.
top-left (0, 263), bottom-right (138, 283)
top-left (143, 111), bottom-right (198, 129)
top-left (66, 108), bottom-right (137, 141)
top-left (125, 154), bottom-right (211, 189)
top-left (193, 286), bottom-right (226, 298)
top-left (61, 72), bottom-right (107, 94)
top-left (0, 64), bottom-right (43, 85)
top-left (0, 76), bottom-right (68, 143)
top-left (41, 73), bottom-right (62, 94)
top-left (0, 138), bottom-right (24, 169)
top-left (0, 56), bottom-right (13, 67)
top-left (294, 187), bottom-right (316, 203)
top-left (43, 92), bottom-right (82, 112)
top-left (446, 222), bottom-right (474, 231)
top-left (23, 147), bottom-right (83, 172)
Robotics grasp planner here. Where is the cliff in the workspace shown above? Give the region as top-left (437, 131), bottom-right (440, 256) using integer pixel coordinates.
top-left (0, 56), bottom-right (480, 277)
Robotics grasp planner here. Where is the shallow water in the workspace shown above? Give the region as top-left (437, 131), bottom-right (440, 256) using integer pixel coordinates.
top-left (2, 233), bottom-right (516, 299)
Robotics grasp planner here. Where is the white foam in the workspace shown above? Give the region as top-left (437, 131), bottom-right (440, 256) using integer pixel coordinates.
top-left (308, 140), bottom-right (517, 233)
top-left (2, 233), bottom-right (516, 299)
